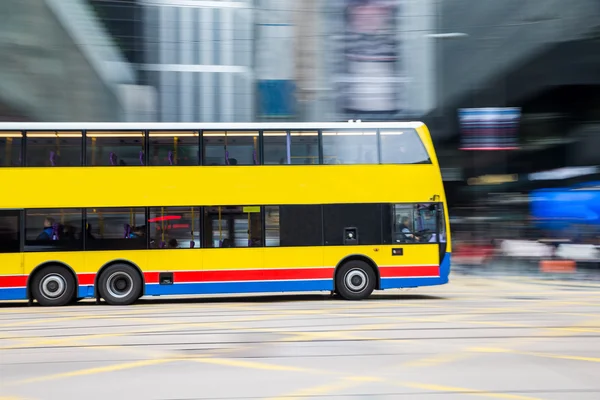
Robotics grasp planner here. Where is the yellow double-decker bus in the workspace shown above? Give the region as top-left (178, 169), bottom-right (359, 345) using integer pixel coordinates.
top-left (0, 122), bottom-right (450, 306)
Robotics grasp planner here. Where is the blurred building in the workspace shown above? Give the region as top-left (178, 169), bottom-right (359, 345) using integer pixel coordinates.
top-left (428, 0), bottom-right (600, 212)
top-left (0, 0), bottom-right (148, 121)
top-left (139, 0), bottom-right (254, 122)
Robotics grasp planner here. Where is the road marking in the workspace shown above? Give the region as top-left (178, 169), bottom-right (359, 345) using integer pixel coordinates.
top-left (5, 358), bottom-right (174, 386)
top-left (192, 357), bottom-right (318, 373)
top-left (403, 352), bottom-right (471, 367)
top-left (267, 376), bottom-right (383, 400)
top-left (470, 347), bottom-right (600, 363)
top-left (396, 381), bottom-right (542, 400)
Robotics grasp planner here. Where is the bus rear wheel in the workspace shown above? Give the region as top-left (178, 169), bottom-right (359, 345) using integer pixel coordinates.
top-left (31, 266), bottom-right (76, 307)
top-left (98, 264), bottom-right (142, 306)
top-left (335, 260), bottom-right (376, 301)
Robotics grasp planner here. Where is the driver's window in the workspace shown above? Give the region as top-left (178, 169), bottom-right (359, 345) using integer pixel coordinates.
top-left (392, 203), bottom-right (439, 244)
top-left (392, 204), bottom-right (416, 243)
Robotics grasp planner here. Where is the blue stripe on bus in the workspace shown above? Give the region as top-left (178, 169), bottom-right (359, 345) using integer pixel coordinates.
top-left (0, 288), bottom-right (27, 301)
top-left (78, 286), bottom-right (95, 299)
top-left (144, 279), bottom-right (334, 297)
top-left (380, 253), bottom-right (451, 289)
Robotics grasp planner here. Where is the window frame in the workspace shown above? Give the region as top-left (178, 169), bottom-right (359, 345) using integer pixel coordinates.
top-left (0, 209), bottom-right (23, 253)
top-left (320, 128), bottom-right (379, 165)
top-left (378, 128), bottom-right (432, 165)
top-left (24, 131), bottom-right (84, 167)
top-left (148, 206), bottom-right (202, 249)
top-left (262, 130), bottom-right (322, 166)
top-left (147, 131), bottom-right (201, 166)
top-left (0, 131), bottom-right (24, 167)
top-left (84, 130), bottom-right (148, 167)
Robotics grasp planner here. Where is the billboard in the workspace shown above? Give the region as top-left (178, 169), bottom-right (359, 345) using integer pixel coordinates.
top-left (326, 0), bottom-right (406, 119)
top-left (459, 107), bottom-right (521, 150)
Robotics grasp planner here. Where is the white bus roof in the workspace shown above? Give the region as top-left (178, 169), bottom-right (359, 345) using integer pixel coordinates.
top-left (0, 121), bottom-right (424, 131)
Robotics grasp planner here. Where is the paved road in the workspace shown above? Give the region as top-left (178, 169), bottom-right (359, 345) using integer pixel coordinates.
top-left (1, 275), bottom-right (600, 400)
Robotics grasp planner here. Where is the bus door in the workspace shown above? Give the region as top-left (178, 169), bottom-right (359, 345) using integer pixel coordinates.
top-left (0, 210), bottom-right (24, 297)
top-left (202, 206), bottom-right (264, 284)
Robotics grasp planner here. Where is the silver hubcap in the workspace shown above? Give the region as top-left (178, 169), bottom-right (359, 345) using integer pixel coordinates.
top-left (106, 272), bottom-right (133, 299)
top-left (344, 268), bottom-right (368, 292)
top-left (40, 274), bottom-right (66, 299)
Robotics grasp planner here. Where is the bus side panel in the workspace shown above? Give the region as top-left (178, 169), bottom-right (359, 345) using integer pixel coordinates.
top-left (263, 247), bottom-right (331, 292)
top-left (0, 254), bottom-right (25, 300)
top-left (323, 244), bottom-right (447, 290)
top-left (144, 249), bottom-right (204, 296)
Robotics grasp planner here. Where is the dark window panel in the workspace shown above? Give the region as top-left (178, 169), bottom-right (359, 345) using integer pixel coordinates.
top-left (149, 206), bottom-right (200, 248)
top-left (86, 131), bottom-right (145, 166)
top-left (263, 131), bottom-right (319, 165)
top-left (25, 209), bottom-right (83, 251)
top-left (203, 131), bottom-right (259, 166)
top-left (26, 132), bottom-right (82, 167)
top-left (203, 206), bottom-right (262, 248)
top-left (148, 131), bottom-right (200, 166)
top-left (0, 132), bottom-right (22, 167)
top-left (0, 210), bottom-right (20, 253)
top-left (85, 207), bottom-right (146, 250)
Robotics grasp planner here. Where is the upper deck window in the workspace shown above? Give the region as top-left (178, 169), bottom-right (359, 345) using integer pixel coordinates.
top-left (263, 131), bottom-right (319, 165)
top-left (322, 130), bottom-right (377, 165)
top-left (0, 132), bottom-right (22, 167)
top-left (379, 129), bottom-right (430, 164)
top-left (203, 131), bottom-right (259, 166)
top-left (86, 131), bottom-right (145, 166)
top-left (26, 132), bottom-right (82, 167)
top-left (149, 131), bottom-right (199, 166)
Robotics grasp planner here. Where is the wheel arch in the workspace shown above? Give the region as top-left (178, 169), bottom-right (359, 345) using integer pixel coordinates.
top-left (95, 259), bottom-right (146, 297)
top-left (333, 254), bottom-right (381, 291)
top-left (26, 261), bottom-right (79, 301)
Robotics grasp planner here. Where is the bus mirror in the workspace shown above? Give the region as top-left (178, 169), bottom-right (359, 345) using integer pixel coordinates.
top-left (344, 227), bottom-right (358, 245)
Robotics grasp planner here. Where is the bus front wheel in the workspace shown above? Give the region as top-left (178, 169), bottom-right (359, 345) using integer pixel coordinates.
top-left (335, 260), bottom-right (376, 301)
top-left (30, 266), bottom-right (76, 307)
top-left (98, 264), bottom-right (142, 306)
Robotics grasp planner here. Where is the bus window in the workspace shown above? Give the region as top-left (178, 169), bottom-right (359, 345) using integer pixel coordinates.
top-left (263, 131), bottom-right (319, 165)
top-left (85, 207), bottom-right (146, 250)
top-left (265, 205), bottom-right (323, 247)
top-left (86, 131), bottom-right (145, 166)
top-left (0, 211), bottom-right (20, 253)
top-left (26, 132), bottom-right (82, 167)
top-left (203, 206), bottom-right (262, 248)
top-left (149, 207), bottom-right (200, 248)
top-left (391, 203), bottom-right (438, 243)
top-left (149, 131), bottom-right (199, 166)
top-left (322, 130), bottom-right (377, 165)
top-left (25, 209), bottom-right (83, 251)
top-left (203, 131), bottom-right (259, 166)
top-left (380, 129), bottom-right (430, 164)
top-left (323, 204), bottom-right (382, 245)
top-left (0, 132), bottom-right (22, 167)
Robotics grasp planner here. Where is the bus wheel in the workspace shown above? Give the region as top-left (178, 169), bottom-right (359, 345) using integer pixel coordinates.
top-left (98, 264), bottom-right (142, 306)
top-left (335, 260), bottom-right (376, 301)
top-left (31, 266), bottom-right (76, 307)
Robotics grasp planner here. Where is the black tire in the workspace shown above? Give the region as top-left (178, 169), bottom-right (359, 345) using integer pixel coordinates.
top-left (335, 260), bottom-right (376, 300)
top-left (30, 266), bottom-right (76, 307)
top-left (98, 264), bottom-right (142, 305)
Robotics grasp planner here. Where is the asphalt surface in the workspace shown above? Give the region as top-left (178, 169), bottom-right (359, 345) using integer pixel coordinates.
top-left (1, 274), bottom-right (600, 400)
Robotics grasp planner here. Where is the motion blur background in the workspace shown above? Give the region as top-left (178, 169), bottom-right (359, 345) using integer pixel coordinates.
top-left (3, 0), bottom-right (600, 270)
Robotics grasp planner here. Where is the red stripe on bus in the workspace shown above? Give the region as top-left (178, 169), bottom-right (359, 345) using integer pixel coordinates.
top-left (144, 268), bottom-right (335, 284)
top-left (77, 273), bottom-right (96, 285)
top-left (380, 265), bottom-right (439, 278)
top-left (201, 268), bottom-right (334, 283)
top-left (0, 275), bottom-right (27, 288)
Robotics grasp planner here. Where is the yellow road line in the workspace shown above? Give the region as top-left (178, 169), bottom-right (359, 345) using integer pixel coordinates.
top-left (396, 381), bottom-right (542, 400)
top-left (192, 357), bottom-right (318, 373)
top-left (267, 376), bottom-right (383, 400)
top-left (470, 347), bottom-right (600, 363)
top-left (5, 358), bottom-right (174, 386)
